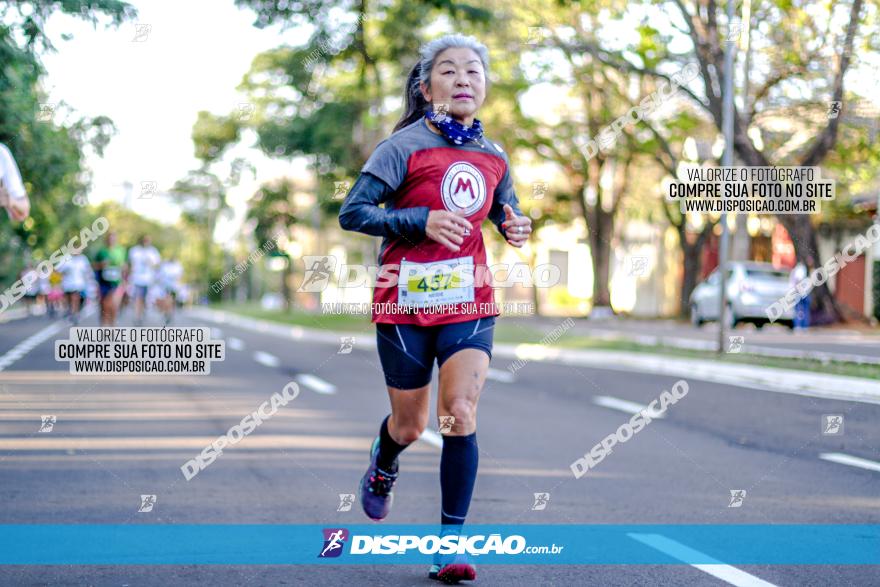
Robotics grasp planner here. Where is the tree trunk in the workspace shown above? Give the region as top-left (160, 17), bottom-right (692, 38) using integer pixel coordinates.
top-left (590, 209), bottom-right (613, 307)
top-left (680, 243), bottom-right (701, 317)
top-left (580, 155), bottom-right (616, 310)
top-left (776, 214), bottom-right (843, 325)
top-left (530, 246), bottom-right (542, 316)
top-left (677, 223), bottom-right (713, 317)
top-left (282, 258), bottom-right (292, 312)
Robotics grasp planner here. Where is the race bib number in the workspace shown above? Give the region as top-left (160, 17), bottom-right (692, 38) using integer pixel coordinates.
top-left (101, 267), bottom-right (122, 282)
top-left (398, 256), bottom-right (475, 307)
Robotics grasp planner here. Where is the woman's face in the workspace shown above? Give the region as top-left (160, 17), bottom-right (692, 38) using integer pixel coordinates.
top-left (420, 47), bottom-right (486, 127)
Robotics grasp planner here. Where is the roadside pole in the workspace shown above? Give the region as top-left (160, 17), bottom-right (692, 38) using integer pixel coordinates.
top-left (717, 0), bottom-right (736, 355)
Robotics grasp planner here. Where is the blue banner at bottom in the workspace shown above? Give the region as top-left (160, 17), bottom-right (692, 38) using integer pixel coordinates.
top-left (0, 525), bottom-right (877, 565)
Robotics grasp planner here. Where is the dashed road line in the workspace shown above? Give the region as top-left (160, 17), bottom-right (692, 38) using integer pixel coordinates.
top-left (592, 395), bottom-right (665, 419)
top-left (819, 452), bottom-right (880, 473)
top-left (0, 322), bottom-right (63, 372)
top-left (295, 373), bottom-right (337, 395)
top-left (627, 533), bottom-right (779, 587)
top-left (253, 351), bottom-right (280, 368)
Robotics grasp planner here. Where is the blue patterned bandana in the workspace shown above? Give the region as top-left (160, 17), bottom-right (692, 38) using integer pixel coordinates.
top-left (425, 109), bottom-right (484, 145)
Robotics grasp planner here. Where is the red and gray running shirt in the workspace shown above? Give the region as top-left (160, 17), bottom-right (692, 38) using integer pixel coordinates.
top-left (346, 117), bottom-right (522, 326)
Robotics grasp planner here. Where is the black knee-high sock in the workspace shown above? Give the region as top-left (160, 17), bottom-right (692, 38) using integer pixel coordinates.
top-left (376, 414), bottom-right (409, 471)
top-left (440, 431), bottom-right (478, 527)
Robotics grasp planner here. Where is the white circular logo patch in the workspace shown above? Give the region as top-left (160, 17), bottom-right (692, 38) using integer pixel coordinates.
top-left (440, 161), bottom-right (486, 215)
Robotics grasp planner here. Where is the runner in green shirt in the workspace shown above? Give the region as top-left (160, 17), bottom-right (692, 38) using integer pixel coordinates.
top-left (93, 231), bottom-right (127, 326)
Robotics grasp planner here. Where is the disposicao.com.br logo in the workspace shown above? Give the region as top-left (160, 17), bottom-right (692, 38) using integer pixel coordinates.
top-left (318, 528), bottom-right (563, 558)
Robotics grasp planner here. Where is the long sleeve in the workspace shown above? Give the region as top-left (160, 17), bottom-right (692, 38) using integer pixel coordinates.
top-left (0, 143), bottom-right (27, 200)
top-left (338, 172), bottom-right (430, 241)
top-left (487, 152), bottom-right (523, 239)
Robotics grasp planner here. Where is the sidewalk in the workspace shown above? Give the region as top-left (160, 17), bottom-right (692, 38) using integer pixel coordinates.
top-left (503, 315), bottom-right (880, 365)
top-left (188, 307), bottom-right (880, 406)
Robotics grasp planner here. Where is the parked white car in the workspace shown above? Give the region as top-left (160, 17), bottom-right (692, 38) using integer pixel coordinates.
top-left (689, 262), bottom-right (795, 329)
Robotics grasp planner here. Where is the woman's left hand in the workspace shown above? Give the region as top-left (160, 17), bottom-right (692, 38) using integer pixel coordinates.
top-left (501, 204), bottom-right (531, 248)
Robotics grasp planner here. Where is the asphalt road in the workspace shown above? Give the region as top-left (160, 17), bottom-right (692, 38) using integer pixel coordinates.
top-left (1, 305), bottom-right (878, 586)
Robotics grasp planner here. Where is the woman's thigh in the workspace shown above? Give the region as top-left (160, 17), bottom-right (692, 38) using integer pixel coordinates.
top-left (437, 349), bottom-right (490, 435)
top-left (435, 317), bottom-right (495, 435)
top-left (376, 322), bottom-right (435, 442)
top-left (375, 322), bottom-right (436, 390)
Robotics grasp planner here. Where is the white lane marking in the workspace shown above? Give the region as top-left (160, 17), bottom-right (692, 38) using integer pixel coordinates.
top-left (819, 452), bottom-right (880, 473)
top-left (227, 337), bottom-right (245, 351)
top-left (253, 351), bottom-right (280, 368)
top-left (0, 322), bottom-right (63, 372)
top-left (211, 327), bottom-right (223, 339)
top-left (420, 428), bottom-right (444, 449)
top-left (593, 396), bottom-right (665, 419)
top-left (486, 368), bottom-right (515, 383)
top-left (627, 534), bottom-right (779, 587)
top-left (295, 374), bottom-right (337, 395)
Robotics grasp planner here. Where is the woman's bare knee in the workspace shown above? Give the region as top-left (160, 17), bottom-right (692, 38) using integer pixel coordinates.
top-left (394, 425), bottom-right (424, 444)
top-left (439, 397), bottom-right (477, 433)
top-left (390, 413), bottom-right (427, 444)
top-left (388, 386), bottom-right (430, 444)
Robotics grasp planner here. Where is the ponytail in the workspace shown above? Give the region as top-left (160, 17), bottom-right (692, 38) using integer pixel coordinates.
top-left (393, 62), bottom-right (429, 133)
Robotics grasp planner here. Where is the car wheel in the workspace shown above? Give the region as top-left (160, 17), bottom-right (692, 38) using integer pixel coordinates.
top-left (690, 304), bottom-right (703, 327)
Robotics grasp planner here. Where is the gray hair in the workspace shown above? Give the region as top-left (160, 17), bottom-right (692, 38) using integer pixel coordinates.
top-left (393, 34), bottom-right (491, 132)
top-left (416, 33), bottom-right (490, 88)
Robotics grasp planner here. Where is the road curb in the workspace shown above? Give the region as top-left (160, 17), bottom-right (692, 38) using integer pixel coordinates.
top-left (574, 329), bottom-right (880, 366)
top-left (188, 307), bottom-right (880, 405)
top-left (490, 344), bottom-right (880, 405)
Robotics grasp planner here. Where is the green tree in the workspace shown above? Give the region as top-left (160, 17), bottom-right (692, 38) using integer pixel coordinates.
top-left (0, 0), bottom-right (135, 283)
top-left (245, 178), bottom-right (302, 309)
top-left (232, 0), bottom-right (491, 219)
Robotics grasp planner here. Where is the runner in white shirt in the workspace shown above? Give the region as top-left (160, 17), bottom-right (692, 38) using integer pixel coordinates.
top-left (0, 143), bottom-right (30, 222)
top-left (127, 235), bottom-right (161, 326)
top-left (19, 264), bottom-right (40, 315)
top-left (37, 272), bottom-right (52, 316)
top-left (58, 253), bottom-right (93, 324)
top-left (154, 259), bottom-right (183, 325)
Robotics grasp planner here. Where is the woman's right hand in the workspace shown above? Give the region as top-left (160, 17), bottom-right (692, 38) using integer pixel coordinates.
top-left (0, 182), bottom-right (29, 222)
top-left (425, 210), bottom-right (472, 252)
top-left (6, 195), bottom-right (30, 222)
